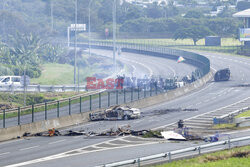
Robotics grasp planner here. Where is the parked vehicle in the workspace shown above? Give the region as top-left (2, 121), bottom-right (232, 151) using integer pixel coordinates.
top-left (89, 105), bottom-right (141, 121)
top-left (214, 68), bottom-right (230, 82)
top-left (0, 76), bottom-right (21, 85)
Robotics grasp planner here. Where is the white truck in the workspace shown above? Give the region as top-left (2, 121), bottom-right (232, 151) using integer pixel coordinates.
top-left (89, 105), bottom-right (141, 121)
top-left (0, 76), bottom-right (21, 86)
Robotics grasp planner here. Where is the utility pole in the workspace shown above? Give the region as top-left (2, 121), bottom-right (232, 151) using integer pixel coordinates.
top-left (2, 0), bottom-right (6, 42)
top-left (74, 0), bottom-right (77, 85)
top-left (88, 0), bottom-right (93, 57)
top-left (113, 0), bottom-right (117, 72)
top-left (23, 67), bottom-right (27, 106)
top-left (50, 0), bottom-right (54, 32)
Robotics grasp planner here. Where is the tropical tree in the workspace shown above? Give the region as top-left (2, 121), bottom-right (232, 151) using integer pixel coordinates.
top-left (174, 25), bottom-right (213, 45)
top-left (8, 32), bottom-right (42, 77)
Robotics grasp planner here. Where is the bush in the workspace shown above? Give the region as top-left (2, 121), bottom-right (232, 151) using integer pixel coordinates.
top-left (0, 65), bottom-right (14, 76)
top-left (25, 66), bottom-right (42, 78)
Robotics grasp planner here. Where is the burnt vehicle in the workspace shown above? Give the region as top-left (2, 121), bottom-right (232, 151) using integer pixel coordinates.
top-left (214, 68), bottom-right (230, 82)
top-left (89, 105), bottom-right (141, 121)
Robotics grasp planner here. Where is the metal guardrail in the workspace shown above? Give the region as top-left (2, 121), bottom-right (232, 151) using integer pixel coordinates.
top-left (96, 136), bottom-right (250, 167)
top-left (0, 84), bottom-right (86, 92)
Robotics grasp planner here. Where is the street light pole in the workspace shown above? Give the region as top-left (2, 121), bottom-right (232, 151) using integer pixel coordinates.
top-left (113, 0), bottom-right (117, 72)
top-left (88, 0), bottom-right (93, 57)
top-left (74, 0), bottom-right (77, 85)
top-left (50, 0), bottom-right (54, 32)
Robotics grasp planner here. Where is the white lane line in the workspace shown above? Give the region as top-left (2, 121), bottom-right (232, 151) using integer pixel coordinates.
top-left (153, 81), bottom-right (215, 108)
top-left (73, 136), bottom-right (82, 139)
top-left (4, 140), bottom-right (158, 167)
top-left (0, 152), bottom-right (10, 156)
top-left (204, 99), bottom-right (209, 103)
top-left (152, 96), bottom-right (250, 130)
top-left (196, 102), bottom-right (201, 106)
top-left (211, 97), bottom-right (217, 100)
top-left (0, 139), bottom-right (24, 146)
top-left (19, 146), bottom-right (39, 151)
top-left (186, 105), bottom-right (193, 108)
top-left (48, 139), bottom-right (66, 145)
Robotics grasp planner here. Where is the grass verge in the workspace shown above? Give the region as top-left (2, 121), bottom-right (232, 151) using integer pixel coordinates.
top-left (153, 145), bottom-right (250, 167)
top-left (31, 63), bottom-right (94, 85)
top-left (212, 123), bottom-right (237, 130)
top-left (236, 110), bottom-right (250, 118)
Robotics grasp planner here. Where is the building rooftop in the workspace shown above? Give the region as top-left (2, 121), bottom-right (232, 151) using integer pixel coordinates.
top-left (233, 9), bottom-right (250, 17)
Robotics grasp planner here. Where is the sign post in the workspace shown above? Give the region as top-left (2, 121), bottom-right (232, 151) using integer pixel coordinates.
top-left (21, 74), bottom-right (30, 106)
top-left (67, 24), bottom-right (86, 47)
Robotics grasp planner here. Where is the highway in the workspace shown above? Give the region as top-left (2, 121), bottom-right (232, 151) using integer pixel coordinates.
top-left (0, 49), bottom-right (195, 128)
top-left (1, 50), bottom-right (250, 167)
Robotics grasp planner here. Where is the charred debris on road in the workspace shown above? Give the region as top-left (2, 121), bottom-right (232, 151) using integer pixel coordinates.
top-left (21, 120), bottom-right (204, 142)
top-left (20, 107), bottom-right (200, 141)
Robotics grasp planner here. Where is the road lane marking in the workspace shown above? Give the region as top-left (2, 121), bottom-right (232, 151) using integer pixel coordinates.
top-left (3, 136), bottom-right (157, 167)
top-left (73, 136), bottom-right (82, 139)
top-left (0, 152), bottom-right (10, 156)
top-left (19, 146), bottom-right (39, 151)
top-left (153, 82), bottom-right (215, 108)
top-left (0, 139), bottom-right (24, 146)
top-left (152, 96), bottom-right (250, 130)
top-left (5, 142), bottom-right (158, 167)
top-left (49, 139), bottom-right (66, 145)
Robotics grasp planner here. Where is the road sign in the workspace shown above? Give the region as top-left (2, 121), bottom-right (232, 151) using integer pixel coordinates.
top-left (21, 75), bottom-right (30, 86)
top-left (70, 24), bottom-right (86, 31)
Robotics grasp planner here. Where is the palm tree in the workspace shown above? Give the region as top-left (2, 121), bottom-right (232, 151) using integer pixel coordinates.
top-left (9, 32), bottom-right (42, 75)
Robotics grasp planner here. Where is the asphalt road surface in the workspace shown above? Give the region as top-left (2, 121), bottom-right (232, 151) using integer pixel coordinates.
top-left (1, 50), bottom-right (250, 167)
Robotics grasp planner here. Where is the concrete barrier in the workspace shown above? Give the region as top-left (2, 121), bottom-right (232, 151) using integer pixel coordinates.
top-left (124, 71), bottom-right (214, 109)
top-left (235, 117), bottom-right (250, 127)
top-left (0, 110), bottom-right (99, 142)
top-left (0, 71), bottom-right (213, 142)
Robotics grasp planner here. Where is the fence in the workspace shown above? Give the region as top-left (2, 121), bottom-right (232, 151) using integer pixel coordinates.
top-left (96, 136), bottom-right (250, 167)
top-left (0, 84), bottom-right (86, 92)
top-left (0, 43), bottom-right (210, 128)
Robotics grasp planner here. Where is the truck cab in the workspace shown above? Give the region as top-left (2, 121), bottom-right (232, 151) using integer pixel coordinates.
top-left (0, 76), bottom-right (21, 86)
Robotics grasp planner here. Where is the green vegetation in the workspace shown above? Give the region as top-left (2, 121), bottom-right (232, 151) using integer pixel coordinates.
top-left (153, 145), bottom-right (250, 167)
top-left (31, 63), bottom-right (93, 85)
top-left (173, 25), bottom-right (213, 45)
top-left (0, 92), bottom-right (86, 109)
top-left (0, 0), bottom-right (242, 40)
top-left (212, 123), bottom-right (236, 130)
top-left (236, 110), bottom-right (250, 118)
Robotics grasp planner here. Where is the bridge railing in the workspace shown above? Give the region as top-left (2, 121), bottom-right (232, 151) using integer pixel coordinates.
top-left (0, 84), bottom-right (86, 92)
